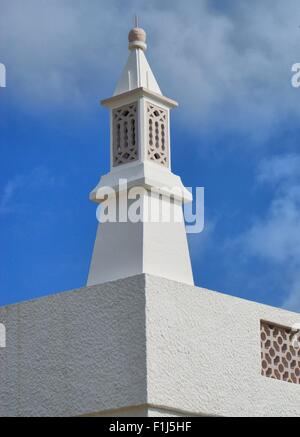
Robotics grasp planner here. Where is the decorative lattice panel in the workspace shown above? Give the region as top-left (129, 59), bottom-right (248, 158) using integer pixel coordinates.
top-left (113, 103), bottom-right (138, 166)
top-left (261, 321), bottom-right (300, 384)
top-left (147, 103), bottom-right (169, 167)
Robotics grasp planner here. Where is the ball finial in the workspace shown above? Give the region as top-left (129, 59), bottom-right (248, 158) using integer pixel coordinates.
top-left (128, 18), bottom-right (147, 51)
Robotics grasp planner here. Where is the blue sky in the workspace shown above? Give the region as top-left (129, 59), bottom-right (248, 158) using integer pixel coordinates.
top-left (1, 0), bottom-right (300, 311)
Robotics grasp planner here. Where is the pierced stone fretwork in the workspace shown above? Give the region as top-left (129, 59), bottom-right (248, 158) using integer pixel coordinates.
top-left (113, 103), bottom-right (138, 166)
top-left (261, 321), bottom-right (300, 385)
top-left (146, 103), bottom-right (169, 167)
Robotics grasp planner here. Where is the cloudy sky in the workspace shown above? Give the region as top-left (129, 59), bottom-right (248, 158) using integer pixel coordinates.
top-left (1, 0), bottom-right (300, 311)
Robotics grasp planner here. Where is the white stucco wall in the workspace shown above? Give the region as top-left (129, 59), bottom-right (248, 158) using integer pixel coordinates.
top-left (145, 275), bottom-right (300, 417)
top-left (0, 276), bottom-right (147, 417)
top-left (0, 274), bottom-right (299, 417)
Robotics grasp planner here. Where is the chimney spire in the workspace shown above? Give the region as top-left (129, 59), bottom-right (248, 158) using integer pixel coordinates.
top-left (87, 24), bottom-right (194, 287)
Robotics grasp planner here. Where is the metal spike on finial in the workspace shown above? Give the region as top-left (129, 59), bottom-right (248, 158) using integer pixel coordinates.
top-left (135, 14), bottom-right (139, 28)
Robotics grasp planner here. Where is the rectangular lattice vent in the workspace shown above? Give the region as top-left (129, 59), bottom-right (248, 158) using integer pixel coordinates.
top-left (261, 321), bottom-right (300, 384)
top-left (113, 103), bottom-right (138, 167)
top-left (147, 102), bottom-right (169, 167)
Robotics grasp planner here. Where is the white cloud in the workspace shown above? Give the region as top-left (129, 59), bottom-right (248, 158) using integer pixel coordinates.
top-left (258, 154), bottom-right (300, 184)
top-left (1, 0), bottom-right (300, 142)
top-left (236, 153), bottom-right (300, 311)
top-left (243, 186), bottom-right (300, 263)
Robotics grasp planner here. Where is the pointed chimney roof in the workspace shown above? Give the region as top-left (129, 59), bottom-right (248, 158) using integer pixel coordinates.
top-left (113, 24), bottom-right (162, 96)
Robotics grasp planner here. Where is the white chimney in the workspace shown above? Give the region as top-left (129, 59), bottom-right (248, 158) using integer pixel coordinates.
top-left (87, 25), bottom-right (194, 286)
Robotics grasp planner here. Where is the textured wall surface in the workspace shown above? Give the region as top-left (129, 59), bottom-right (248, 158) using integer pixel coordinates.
top-left (0, 273), bottom-right (299, 417)
top-left (145, 275), bottom-right (300, 417)
top-left (0, 276), bottom-right (147, 417)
